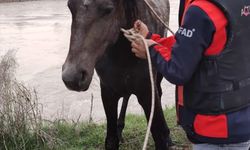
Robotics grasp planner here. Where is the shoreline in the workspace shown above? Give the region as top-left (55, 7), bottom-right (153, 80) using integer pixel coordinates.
top-left (0, 0), bottom-right (63, 3)
top-left (0, 0), bottom-right (36, 3)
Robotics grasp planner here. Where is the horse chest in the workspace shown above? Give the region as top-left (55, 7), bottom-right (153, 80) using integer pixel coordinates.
top-left (96, 58), bottom-right (150, 94)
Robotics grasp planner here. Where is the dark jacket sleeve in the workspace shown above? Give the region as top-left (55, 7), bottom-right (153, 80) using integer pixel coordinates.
top-left (149, 6), bottom-right (216, 85)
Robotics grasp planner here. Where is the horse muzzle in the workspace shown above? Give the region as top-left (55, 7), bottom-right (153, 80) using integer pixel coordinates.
top-left (62, 65), bottom-right (92, 92)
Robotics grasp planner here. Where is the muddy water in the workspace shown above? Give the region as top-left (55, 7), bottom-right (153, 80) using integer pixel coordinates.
top-left (0, 0), bottom-right (179, 122)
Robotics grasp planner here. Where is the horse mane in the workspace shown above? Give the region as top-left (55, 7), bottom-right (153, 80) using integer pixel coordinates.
top-left (122, 0), bottom-right (139, 27)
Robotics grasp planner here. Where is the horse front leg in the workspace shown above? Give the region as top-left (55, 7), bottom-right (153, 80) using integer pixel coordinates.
top-left (101, 83), bottom-right (120, 150)
top-left (136, 90), bottom-right (172, 150)
top-left (117, 95), bottom-right (130, 142)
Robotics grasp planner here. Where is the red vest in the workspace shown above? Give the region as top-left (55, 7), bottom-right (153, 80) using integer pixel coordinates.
top-left (177, 0), bottom-right (250, 143)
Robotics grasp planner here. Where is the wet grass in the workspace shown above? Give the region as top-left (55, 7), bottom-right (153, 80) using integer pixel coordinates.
top-left (0, 108), bottom-right (190, 150)
top-left (39, 108), bottom-right (190, 150)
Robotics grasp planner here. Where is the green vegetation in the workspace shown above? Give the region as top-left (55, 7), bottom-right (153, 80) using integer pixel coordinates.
top-left (0, 106), bottom-right (190, 150)
top-left (47, 108), bottom-right (189, 150)
top-left (45, 108), bottom-right (189, 150)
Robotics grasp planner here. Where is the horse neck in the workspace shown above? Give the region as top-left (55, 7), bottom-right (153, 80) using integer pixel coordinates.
top-left (120, 0), bottom-right (150, 28)
top-left (109, 0), bottom-right (150, 53)
top-left (104, 0), bottom-right (154, 65)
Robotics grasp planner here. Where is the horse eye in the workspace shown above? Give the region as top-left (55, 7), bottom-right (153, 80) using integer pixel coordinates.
top-left (99, 5), bottom-right (114, 15)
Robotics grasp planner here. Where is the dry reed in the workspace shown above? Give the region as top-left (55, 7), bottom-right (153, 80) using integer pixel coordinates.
top-left (0, 50), bottom-right (61, 150)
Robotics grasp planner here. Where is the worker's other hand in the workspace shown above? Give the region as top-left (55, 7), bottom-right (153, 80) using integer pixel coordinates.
top-left (134, 20), bottom-right (149, 38)
top-left (131, 39), bottom-right (156, 59)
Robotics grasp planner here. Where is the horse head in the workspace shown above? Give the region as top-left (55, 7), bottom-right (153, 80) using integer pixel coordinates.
top-left (62, 0), bottom-right (138, 91)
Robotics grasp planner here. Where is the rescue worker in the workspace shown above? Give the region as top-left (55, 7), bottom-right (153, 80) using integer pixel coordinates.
top-left (129, 0), bottom-right (250, 149)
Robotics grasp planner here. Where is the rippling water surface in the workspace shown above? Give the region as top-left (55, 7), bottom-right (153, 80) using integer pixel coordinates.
top-left (0, 0), bottom-right (179, 121)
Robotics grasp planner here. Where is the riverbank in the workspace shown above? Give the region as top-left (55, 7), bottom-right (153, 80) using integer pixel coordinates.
top-left (0, 0), bottom-right (63, 3)
top-left (0, 0), bottom-right (37, 3)
top-left (0, 108), bottom-right (190, 150)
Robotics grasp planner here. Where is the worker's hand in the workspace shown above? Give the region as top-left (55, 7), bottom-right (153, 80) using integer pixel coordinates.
top-left (134, 20), bottom-right (149, 38)
top-left (131, 38), bottom-right (156, 59)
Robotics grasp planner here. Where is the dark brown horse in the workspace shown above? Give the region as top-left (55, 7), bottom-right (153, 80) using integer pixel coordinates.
top-left (62, 0), bottom-right (171, 149)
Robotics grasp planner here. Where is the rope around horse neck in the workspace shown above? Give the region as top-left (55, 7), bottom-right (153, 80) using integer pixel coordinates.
top-left (143, 0), bottom-right (175, 36)
top-left (121, 28), bottom-right (155, 150)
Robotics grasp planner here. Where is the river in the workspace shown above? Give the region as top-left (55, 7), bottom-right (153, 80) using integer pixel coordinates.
top-left (0, 0), bottom-right (179, 122)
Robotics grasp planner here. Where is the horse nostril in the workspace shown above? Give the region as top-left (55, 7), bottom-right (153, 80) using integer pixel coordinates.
top-left (78, 70), bottom-right (89, 90)
top-left (80, 70), bottom-right (87, 82)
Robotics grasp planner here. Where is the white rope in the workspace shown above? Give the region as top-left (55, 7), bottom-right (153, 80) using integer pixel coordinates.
top-left (121, 28), bottom-right (155, 150)
top-left (143, 0), bottom-right (175, 36)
